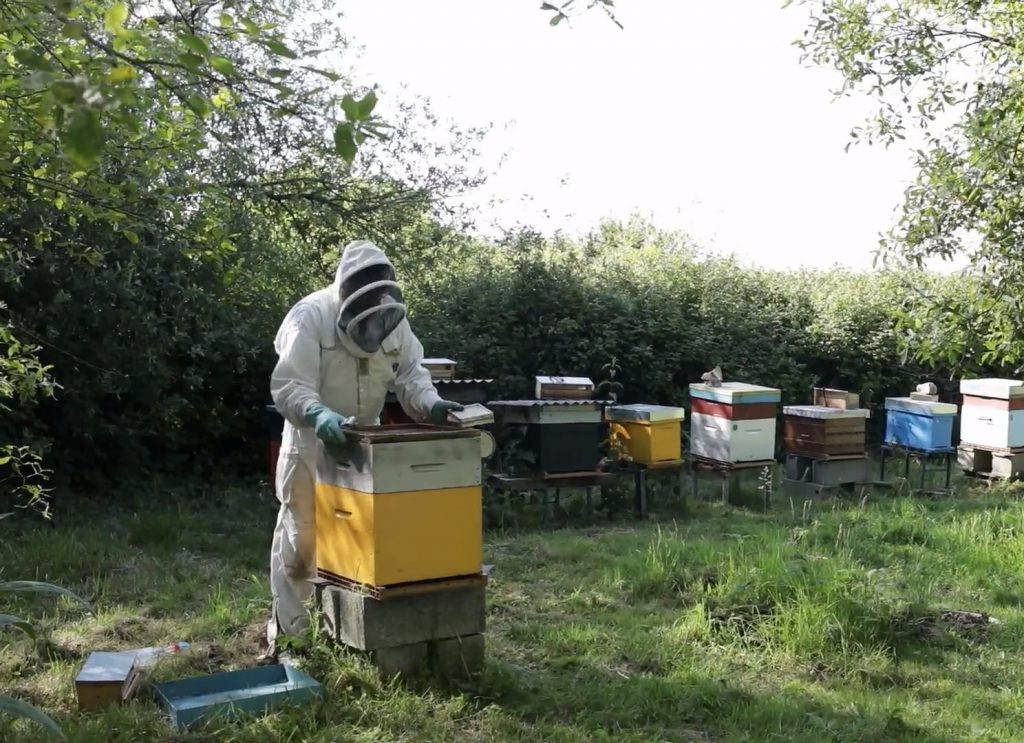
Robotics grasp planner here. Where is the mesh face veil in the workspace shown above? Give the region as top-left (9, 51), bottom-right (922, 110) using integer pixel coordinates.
top-left (337, 263), bottom-right (407, 353)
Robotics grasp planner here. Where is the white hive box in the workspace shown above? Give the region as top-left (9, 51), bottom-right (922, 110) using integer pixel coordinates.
top-left (689, 382), bottom-right (781, 463)
top-left (959, 378), bottom-right (1024, 450)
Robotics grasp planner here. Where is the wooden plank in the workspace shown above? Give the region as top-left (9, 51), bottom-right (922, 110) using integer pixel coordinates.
top-left (343, 424), bottom-right (479, 444)
top-left (488, 471), bottom-right (615, 489)
top-left (958, 443), bottom-right (1024, 456)
top-left (639, 459), bottom-right (686, 471)
top-left (317, 568), bottom-right (488, 601)
top-left (690, 456), bottom-right (775, 472)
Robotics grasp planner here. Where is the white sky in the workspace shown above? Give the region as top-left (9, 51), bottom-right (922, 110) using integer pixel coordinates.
top-left (337, 1), bottom-right (953, 272)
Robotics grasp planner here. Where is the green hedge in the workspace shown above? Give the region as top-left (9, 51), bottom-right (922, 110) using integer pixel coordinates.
top-left (2, 216), bottom-right (970, 493)
top-left (408, 222), bottom-right (951, 441)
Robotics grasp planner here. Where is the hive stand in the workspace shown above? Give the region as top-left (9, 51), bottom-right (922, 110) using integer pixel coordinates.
top-left (689, 456), bottom-right (776, 505)
top-left (312, 570), bottom-right (489, 681)
top-left (958, 444), bottom-right (1024, 483)
top-left (878, 443), bottom-right (955, 496)
top-left (486, 470), bottom-right (616, 521)
top-left (606, 458), bottom-right (686, 518)
top-left (781, 453), bottom-right (871, 500)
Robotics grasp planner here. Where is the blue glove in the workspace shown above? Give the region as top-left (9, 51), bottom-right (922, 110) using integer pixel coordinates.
top-left (428, 400), bottom-right (464, 425)
top-left (303, 403), bottom-right (350, 445)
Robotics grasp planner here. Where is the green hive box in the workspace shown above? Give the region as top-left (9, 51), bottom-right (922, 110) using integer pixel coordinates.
top-left (152, 664), bottom-right (323, 730)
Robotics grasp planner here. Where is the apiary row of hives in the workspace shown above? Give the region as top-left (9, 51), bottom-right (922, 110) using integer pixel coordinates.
top-left (308, 360), bottom-right (1024, 679)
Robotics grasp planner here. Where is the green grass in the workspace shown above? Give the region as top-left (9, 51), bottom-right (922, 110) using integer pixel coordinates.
top-left (5, 472), bottom-right (1024, 741)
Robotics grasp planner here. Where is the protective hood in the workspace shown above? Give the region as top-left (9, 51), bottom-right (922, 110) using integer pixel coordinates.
top-left (333, 240), bottom-right (407, 354)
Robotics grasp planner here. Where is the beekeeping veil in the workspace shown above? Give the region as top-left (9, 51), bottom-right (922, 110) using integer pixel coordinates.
top-left (335, 240), bottom-right (407, 354)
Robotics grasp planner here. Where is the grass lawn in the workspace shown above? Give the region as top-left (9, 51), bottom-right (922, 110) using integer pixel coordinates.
top-left (4, 470), bottom-right (1024, 741)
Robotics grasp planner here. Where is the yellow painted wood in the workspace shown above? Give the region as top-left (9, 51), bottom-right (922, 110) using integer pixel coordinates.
top-left (315, 483), bottom-right (482, 586)
top-left (619, 420), bottom-right (681, 464)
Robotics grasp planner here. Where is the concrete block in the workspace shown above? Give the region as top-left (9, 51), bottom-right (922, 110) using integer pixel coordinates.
top-left (370, 642), bottom-right (429, 678)
top-left (429, 634), bottom-right (485, 680)
top-left (992, 451), bottom-right (1024, 479)
top-left (785, 455), bottom-right (807, 482)
top-left (811, 457), bottom-right (869, 486)
top-left (321, 584), bottom-right (486, 651)
top-left (958, 447), bottom-right (992, 473)
top-left (783, 455), bottom-right (868, 486)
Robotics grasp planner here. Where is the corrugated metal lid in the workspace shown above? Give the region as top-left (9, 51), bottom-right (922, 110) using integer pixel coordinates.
top-left (535, 376), bottom-right (593, 386)
top-left (489, 399), bottom-right (601, 407)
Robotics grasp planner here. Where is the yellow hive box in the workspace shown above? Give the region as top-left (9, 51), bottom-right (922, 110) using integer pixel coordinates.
top-left (606, 404), bottom-right (686, 464)
top-left (315, 426), bottom-right (482, 587)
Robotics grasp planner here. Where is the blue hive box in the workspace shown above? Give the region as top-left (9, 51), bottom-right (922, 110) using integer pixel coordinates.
top-left (884, 397), bottom-right (957, 452)
top-left (153, 664), bottom-right (323, 730)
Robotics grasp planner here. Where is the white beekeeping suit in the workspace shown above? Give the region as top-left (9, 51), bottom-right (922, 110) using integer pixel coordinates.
top-left (266, 240), bottom-right (459, 652)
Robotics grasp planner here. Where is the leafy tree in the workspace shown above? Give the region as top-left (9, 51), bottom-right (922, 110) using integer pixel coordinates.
top-left (790, 0), bottom-right (1024, 373)
top-left (0, 0), bottom-right (484, 490)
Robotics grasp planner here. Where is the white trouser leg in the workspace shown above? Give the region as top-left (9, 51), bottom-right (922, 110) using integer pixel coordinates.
top-left (267, 449), bottom-right (316, 648)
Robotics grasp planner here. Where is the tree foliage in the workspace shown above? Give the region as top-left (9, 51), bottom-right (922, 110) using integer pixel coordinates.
top-left (0, 0), bottom-right (485, 491)
top-left (790, 0), bottom-right (1024, 373)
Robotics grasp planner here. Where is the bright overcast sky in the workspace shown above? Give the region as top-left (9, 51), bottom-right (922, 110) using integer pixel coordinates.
top-left (338, 1), bottom-right (933, 271)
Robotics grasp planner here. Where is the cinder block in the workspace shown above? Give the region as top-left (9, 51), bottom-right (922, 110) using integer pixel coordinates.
top-left (370, 642), bottom-right (429, 678)
top-left (811, 457), bottom-right (869, 486)
top-left (959, 447), bottom-right (992, 473)
top-left (429, 634), bottom-right (485, 680)
top-left (785, 455), bottom-right (809, 482)
top-left (992, 451), bottom-right (1024, 479)
top-left (783, 455), bottom-right (868, 486)
top-left (321, 584), bottom-right (486, 651)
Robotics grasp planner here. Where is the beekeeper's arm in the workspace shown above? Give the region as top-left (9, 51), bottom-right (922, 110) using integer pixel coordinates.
top-left (391, 321), bottom-right (461, 424)
top-left (271, 303), bottom-right (350, 443)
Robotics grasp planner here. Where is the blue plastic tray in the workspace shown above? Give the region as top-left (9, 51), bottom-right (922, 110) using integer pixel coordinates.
top-left (152, 664), bottom-right (323, 730)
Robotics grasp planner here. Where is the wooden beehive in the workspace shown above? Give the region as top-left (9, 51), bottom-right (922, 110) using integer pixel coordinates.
top-left (534, 376), bottom-right (594, 400)
top-left (812, 387), bottom-right (860, 410)
top-left (689, 382), bottom-right (780, 463)
top-left (783, 405), bottom-right (869, 458)
top-left (421, 358), bottom-right (458, 381)
top-left (315, 425), bottom-right (483, 587)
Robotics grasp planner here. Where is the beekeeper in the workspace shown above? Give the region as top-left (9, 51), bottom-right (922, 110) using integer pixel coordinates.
top-left (266, 239), bottom-right (462, 655)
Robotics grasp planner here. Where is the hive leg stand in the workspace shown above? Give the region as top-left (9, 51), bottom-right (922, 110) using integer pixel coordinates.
top-left (878, 444), bottom-right (954, 496)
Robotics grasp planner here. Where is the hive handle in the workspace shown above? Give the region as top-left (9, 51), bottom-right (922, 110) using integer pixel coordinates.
top-left (334, 509), bottom-right (352, 519)
top-left (411, 463), bottom-right (444, 472)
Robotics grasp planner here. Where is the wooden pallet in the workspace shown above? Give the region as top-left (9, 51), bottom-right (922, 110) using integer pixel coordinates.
top-left (316, 567), bottom-right (491, 602)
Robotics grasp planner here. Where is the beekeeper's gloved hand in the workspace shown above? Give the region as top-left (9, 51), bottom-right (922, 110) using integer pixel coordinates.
top-left (429, 400), bottom-right (464, 425)
top-left (304, 402), bottom-right (351, 445)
